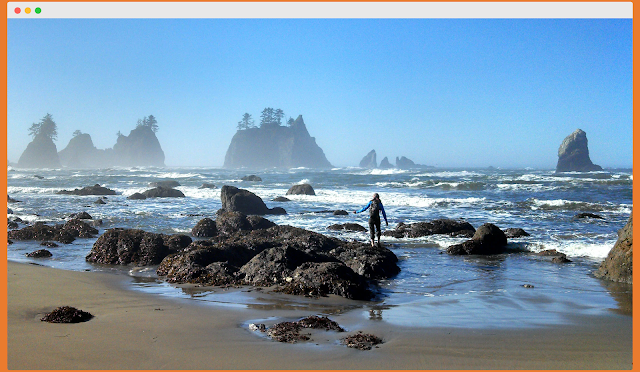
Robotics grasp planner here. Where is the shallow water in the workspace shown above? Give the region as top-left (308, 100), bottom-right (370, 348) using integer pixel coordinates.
top-left (6, 166), bottom-right (632, 328)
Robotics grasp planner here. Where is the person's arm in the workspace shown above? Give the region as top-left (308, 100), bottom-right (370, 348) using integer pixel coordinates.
top-left (380, 203), bottom-right (388, 225)
top-left (354, 201), bottom-right (372, 214)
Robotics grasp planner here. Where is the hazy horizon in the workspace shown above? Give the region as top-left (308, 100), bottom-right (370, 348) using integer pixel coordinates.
top-left (8, 18), bottom-right (632, 169)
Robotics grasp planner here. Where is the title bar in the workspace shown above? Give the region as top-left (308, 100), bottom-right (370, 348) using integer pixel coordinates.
top-left (7, 2), bottom-right (633, 19)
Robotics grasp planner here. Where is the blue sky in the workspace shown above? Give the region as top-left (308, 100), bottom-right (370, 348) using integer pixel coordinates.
top-left (7, 18), bottom-right (632, 168)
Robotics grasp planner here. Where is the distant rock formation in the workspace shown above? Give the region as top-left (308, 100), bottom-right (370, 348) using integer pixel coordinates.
top-left (58, 133), bottom-right (108, 168)
top-left (395, 156), bottom-right (416, 169)
top-left (224, 115), bottom-right (332, 169)
top-left (111, 126), bottom-right (165, 167)
top-left (556, 129), bottom-right (602, 172)
top-left (17, 133), bottom-right (61, 169)
top-left (57, 127), bottom-right (165, 168)
top-left (379, 157), bottom-right (393, 169)
top-left (595, 216), bottom-right (632, 284)
top-left (359, 150), bottom-right (377, 168)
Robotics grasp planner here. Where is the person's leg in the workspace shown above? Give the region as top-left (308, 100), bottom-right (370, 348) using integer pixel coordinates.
top-left (368, 219), bottom-right (375, 246)
top-left (375, 218), bottom-right (381, 245)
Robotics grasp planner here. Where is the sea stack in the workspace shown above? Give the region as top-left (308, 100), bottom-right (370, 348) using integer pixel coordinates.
top-left (359, 150), bottom-right (377, 168)
top-left (224, 115), bottom-right (332, 169)
top-left (379, 157), bottom-right (393, 168)
top-left (396, 156), bottom-right (416, 169)
top-left (58, 133), bottom-right (108, 168)
top-left (17, 133), bottom-right (61, 169)
top-left (112, 126), bottom-right (165, 167)
top-left (556, 129), bottom-right (602, 172)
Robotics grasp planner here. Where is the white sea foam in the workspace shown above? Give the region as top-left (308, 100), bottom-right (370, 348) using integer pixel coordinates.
top-left (526, 240), bottom-right (615, 259)
top-left (413, 170), bottom-right (484, 178)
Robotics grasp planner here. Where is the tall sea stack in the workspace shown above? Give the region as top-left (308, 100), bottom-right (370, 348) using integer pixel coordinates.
top-left (58, 133), bottom-right (109, 168)
top-left (359, 150), bottom-right (377, 168)
top-left (224, 115), bottom-right (332, 169)
top-left (17, 133), bottom-right (61, 169)
top-left (112, 126), bottom-right (165, 167)
top-left (556, 129), bottom-right (602, 172)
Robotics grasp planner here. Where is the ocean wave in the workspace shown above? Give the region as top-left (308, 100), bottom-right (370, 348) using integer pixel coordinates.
top-left (528, 198), bottom-right (631, 213)
top-left (413, 170), bottom-right (484, 178)
top-left (525, 240), bottom-right (616, 259)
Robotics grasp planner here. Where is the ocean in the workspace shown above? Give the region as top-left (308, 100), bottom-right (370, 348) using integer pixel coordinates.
top-left (6, 166), bottom-right (633, 329)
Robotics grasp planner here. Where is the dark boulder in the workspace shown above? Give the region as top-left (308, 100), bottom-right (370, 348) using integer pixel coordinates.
top-left (40, 241), bottom-right (59, 248)
top-left (575, 213), bottom-right (604, 220)
top-left (156, 225), bottom-right (399, 300)
top-left (8, 219), bottom-right (97, 244)
top-left (215, 210), bottom-right (276, 235)
top-left (447, 223), bottom-right (507, 255)
top-left (278, 262), bottom-right (372, 300)
top-left (359, 150), bottom-right (377, 168)
top-left (379, 157), bottom-right (393, 169)
top-left (383, 219), bottom-right (475, 238)
top-left (7, 195), bottom-right (21, 203)
top-left (86, 228), bottom-right (171, 266)
top-left (69, 211), bottom-right (92, 220)
top-left (26, 249), bottom-right (52, 258)
top-left (57, 184), bottom-right (117, 196)
top-left (556, 129), bottom-right (602, 172)
top-left (595, 216), bottom-right (632, 284)
top-left (157, 241), bottom-right (256, 286)
top-left (8, 208), bottom-right (13, 214)
top-left (328, 242), bottom-right (400, 279)
top-left (127, 192), bottom-right (146, 200)
top-left (536, 249), bottom-right (571, 263)
top-left (220, 185), bottom-right (286, 215)
top-left (192, 218), bottom-right (218, 237)
top-left (241, 175), bottom-right (262, 182)
top-left (149, 180), bottom-right (180, 188)
top-left (162, 234), bottom-right (192, 252)
top-left (504, 228), bottom-right (530, 238)
top-left (239, 246), bottom-right (327, 286)
top-left (273, 196), bottom-right (290, 202)
top-left (247, 215), bottom-right (278, 230)
top-left (286, 184), bottom-right (315, 196)
top-left (198, 183), bottom-right (216, 189)
top-left (333, 210), bottom-right (349, 216)
top-left (8, 220), bottom-right (18, 229)
top-left (61, 219), bottom-right (99, 238)
top-left (327, 223), bottom-right (367, 232)
top-left (142, 187), bottom-right (185, 198)
top-left (552, 255), bottom-right (572, 264)
top-left (94, 198), bottom-right (106, 204)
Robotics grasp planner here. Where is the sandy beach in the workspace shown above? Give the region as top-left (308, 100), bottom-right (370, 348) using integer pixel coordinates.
top-left (6, 260), bottom-right (632, 370)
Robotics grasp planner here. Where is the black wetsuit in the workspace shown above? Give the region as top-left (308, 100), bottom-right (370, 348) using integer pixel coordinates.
top-left (356, 199), bottom-right (388, 241)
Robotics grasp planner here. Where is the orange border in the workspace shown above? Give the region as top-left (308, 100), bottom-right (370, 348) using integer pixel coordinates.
top-left (1, 2), bottom-right (636, 372)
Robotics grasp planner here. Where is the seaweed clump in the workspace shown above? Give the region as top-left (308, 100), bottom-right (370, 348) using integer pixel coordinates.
top-left (40, 306), bottom-right (93, 323)
top-left (341, 333), bottom-right (383, 350)
top-left (263, 315), bottom-right (344, 343)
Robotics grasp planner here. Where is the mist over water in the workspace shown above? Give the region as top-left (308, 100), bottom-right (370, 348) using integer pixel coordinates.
top-left (7, 166), bottom-right (632, 328)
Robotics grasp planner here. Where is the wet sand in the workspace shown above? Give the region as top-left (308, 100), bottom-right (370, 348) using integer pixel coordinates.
top-left (7, 261), bottom-right (632, 369)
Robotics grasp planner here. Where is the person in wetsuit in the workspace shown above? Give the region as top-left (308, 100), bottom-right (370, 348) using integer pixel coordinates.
top-left (354, 193), bottom-right (388, 247)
